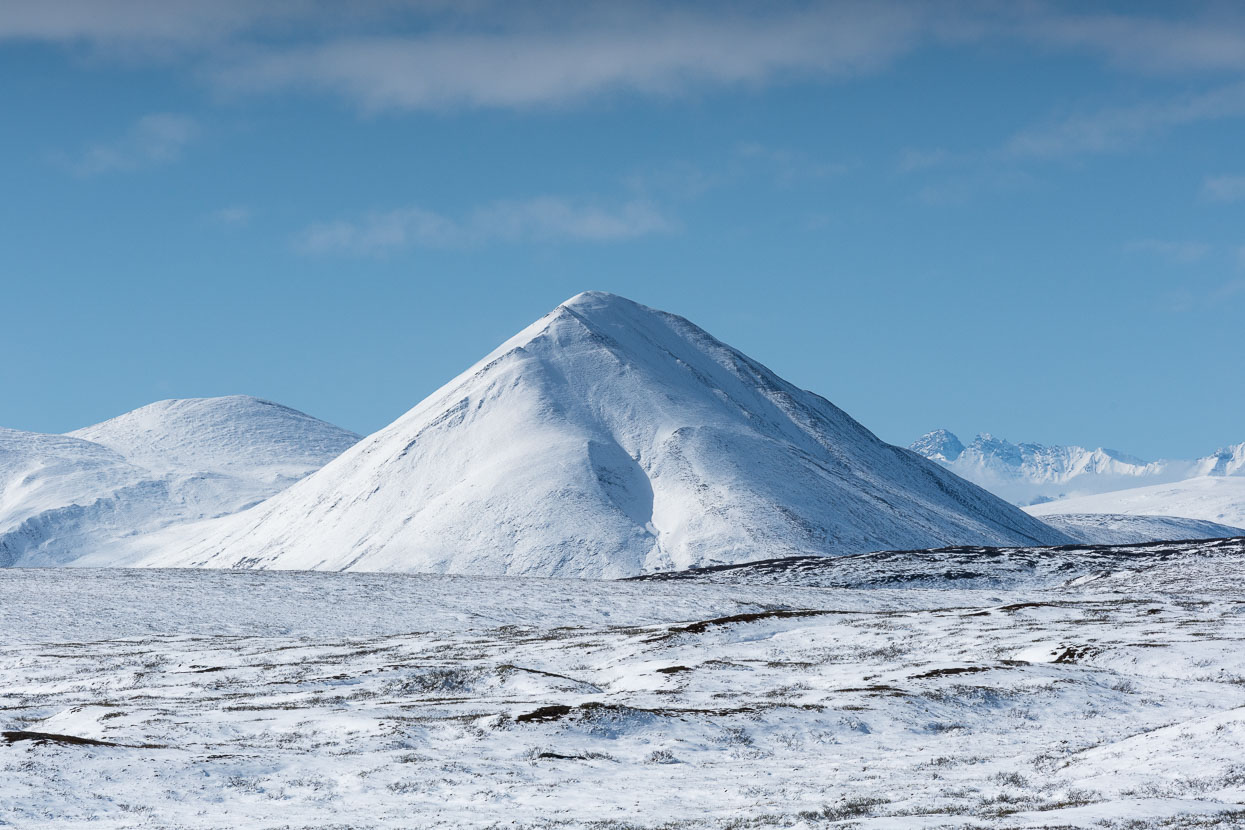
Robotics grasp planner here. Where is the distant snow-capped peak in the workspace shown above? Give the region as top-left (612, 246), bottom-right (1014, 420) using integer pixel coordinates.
top-left (908, 430), bottom-right (1174, 505)
top-left (1192, 443), bottom-right (1245, 478)
top-left (908, 428), bottom-right (964, 463)
top-left (910, 429), bottom-right (1244, 506)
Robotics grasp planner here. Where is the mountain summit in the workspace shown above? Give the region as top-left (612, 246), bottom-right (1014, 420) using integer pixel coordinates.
top-left (0, 396), bottom-right (359, 567)
top-left (153, 293), bottom-right (1069, 576)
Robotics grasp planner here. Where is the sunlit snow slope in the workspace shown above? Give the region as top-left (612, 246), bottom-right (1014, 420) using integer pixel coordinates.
top-left (151, 292), bottom-right (1070, 577)
top-left (0, 397), bottom-right (359, 567)
top-left (1037, 512), bottom-right (1245, 545)
top-left (1028, 477), bottom-right (1245, 530)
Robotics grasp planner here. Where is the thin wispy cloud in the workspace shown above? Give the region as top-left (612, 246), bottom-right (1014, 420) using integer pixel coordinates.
top-left (896, 147), bottom-right (955, 174)
top-left (209, 205), bottom-right (253, 225)
top-left (1024, 9), bottom-right (1245, 76)
top-left (296, 197), bottom-right (675, 256)
top-left (1005, 82), bottom-right (1245, 159)
top-left (0, 0), bottom-right (310, 57)
top-left (1202, 175), bottom-right (1245, 203)
top-left (65, 113), bottom-right (199, 175)
top-left (735, 143), bottom-right (852, 183)
top-left (1125, 239), bottom-right (1212, 265)
top-left (211, 6), bottom-right (921, 112)
top-left (6, 3), bottom-right (1245, 115)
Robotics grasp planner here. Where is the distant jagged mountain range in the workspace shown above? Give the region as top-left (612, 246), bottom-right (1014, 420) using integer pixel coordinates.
top-left (910, 429), bottom-right (1245, 507)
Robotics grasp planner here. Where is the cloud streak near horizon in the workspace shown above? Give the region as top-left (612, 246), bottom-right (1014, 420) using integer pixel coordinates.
top-left (63, 113), bottom-right (200, 175)
top-left (295, 198), bottom-right (676, 256)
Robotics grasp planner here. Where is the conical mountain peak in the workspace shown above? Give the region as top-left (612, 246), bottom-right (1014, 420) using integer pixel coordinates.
top-left (152, 296), bottom-right (1070, 576)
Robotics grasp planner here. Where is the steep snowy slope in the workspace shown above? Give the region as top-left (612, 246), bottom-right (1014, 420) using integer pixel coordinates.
top-left (0, 396), bottom-right (359, 567)
top-left (1038, 512), bottom-right (1245, 545)
top-left (1028, 477), bottom-right (1245, 529)
top-left (909, 430), bottom-right (1175, 505)
top-left (1192, 442), bottom-right (1245, 477)
top-left (151, 292), bottom-right (1070, 577)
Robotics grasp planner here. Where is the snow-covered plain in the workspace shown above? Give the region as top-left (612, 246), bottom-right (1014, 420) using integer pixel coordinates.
top-left (4, 539), bottom-right (1245, 828)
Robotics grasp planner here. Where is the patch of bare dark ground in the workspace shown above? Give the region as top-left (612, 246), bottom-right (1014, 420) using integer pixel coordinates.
top-left (536, 751), bottom-right (589, 760)
top-left (628, 536), bottom-right (1245, 590)
top-left (515, 705), bottom-right (574, 723)
top-left (5, 730), bottom-right (114, 747)
top-left (910, 666), bottom-right (996, 679)
top-left (666, 609), bottom-right (832, 636)
top-left (514, 701), bottom-right (823, 726)
top-left (3, 729), bottom-right (165, 749)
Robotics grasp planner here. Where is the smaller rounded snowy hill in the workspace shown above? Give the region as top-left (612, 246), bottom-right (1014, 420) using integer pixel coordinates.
top-left (150, 292), bottom-right (1072, 577)
top-left (69, 396), bottom-right (360, 480)
top-left (1028, 477), bottom-right (1245, 533)
top-left (0, 396), bottom-right (359, 567)
top-left (1037, 513), bottom-right (1245, 545)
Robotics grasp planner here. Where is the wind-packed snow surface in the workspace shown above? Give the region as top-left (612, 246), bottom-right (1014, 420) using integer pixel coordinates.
top-left (150, 292), bottom-right (1068, 576)
top-left (0, 396), bottom-right (359, 567)
top-left (1038, 512), bottom-right (1245, 545)
top-left (3, 540), bottom-right (1245, 828)
top-left (1028, 477), bottom-right (1245, 529)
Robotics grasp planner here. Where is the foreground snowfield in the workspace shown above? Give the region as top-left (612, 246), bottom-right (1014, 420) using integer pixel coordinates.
top-left (3, 540), bottom-right (1245, 829)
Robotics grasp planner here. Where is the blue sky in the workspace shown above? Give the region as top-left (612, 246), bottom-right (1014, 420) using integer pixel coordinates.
top-left (1, 1), bottom-right (1243, 459)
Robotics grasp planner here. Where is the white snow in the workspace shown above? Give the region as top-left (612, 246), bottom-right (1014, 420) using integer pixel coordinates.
top-left (3, 538), bottom-right (1244, 828)
top-left (913, 431), bottom-right (1245, 540)
top-left (0, 396), bottom-right (359, 567)
top-left (1028, 476), bottom-right (1245, 529)
top-left (148, 292), bottom-right (1069, 576)
top-left (909, 430), bottom-right (1180, 505)
top-left (1037, 513), bottom-right (1245, 545)
top-left (69, 395), bottom-right (359, 479)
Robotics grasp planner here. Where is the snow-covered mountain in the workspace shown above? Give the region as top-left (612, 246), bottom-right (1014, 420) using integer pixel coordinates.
top-left (1191, 443), bottom-right (1245, 477)
top-left (1037, 512), bottom-right (1245, 545)
top-left (1027, 477), bottom-right (1245, 530)
top-left (910, 429), bottom-right (1245, 537)
top-left (0, 396), bottom-right (359, 567)
top-left (69, 396), bottom-right (358, 479)
top-left (905, 430), bottom-right (1245, 506)
top-left (148, 292), bottom-right (1071, 577)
